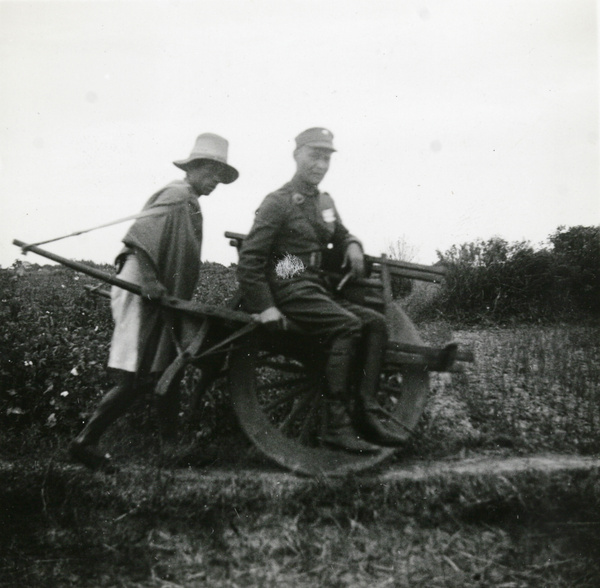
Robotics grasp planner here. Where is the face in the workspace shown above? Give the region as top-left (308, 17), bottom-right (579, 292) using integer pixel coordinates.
top-left (294, 146), bottom-right (333, 186)
top-left (186, 162), bottom-right (224, 196)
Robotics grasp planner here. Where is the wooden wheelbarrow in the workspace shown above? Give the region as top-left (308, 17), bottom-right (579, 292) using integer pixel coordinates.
top-left (13, 236), bottom-right (474, 476)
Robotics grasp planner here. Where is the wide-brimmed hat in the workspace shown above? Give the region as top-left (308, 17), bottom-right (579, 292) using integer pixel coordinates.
top-left (173, 133), bottom-right (239, 184)
top-left (295, 127), bottom-right (336, 151)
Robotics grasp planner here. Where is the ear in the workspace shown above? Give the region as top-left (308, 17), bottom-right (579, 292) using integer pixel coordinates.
top-left (293, 146), bottom-right (304, 163)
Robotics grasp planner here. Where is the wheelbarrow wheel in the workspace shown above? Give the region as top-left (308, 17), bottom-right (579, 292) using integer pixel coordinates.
top-left (228, 335), bottom-right (406, 477)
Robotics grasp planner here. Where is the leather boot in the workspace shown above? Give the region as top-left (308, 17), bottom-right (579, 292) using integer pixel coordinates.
top-left (321, 337), bottom-right (379, 453)
top-left (355, 398), bottom-right (411, 447)
top-left (321, 400), bottom-right (379, 453)
top-left (354, 322), bottom-right (409, 447)
top-left (70, 372), bottom-right (138, 470)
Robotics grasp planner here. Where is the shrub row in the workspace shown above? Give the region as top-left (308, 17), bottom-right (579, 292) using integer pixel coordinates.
top-left (412, 225), bottom-right (600, 323)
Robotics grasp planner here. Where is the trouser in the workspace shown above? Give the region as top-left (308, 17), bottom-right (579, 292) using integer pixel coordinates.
top-left (272, 278), bottom-right (388, 401)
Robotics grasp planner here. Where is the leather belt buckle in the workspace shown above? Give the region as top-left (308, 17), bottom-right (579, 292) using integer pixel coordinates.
top-left (309, 251), bottom-right (322, 268)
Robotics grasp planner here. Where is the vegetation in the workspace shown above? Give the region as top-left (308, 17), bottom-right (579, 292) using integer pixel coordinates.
top-left (408, 225), bottom-right (600, 323)
top-left (1, 456), bottom-right (598, 587)
top-left (1, 225), bottom-right (599, 586)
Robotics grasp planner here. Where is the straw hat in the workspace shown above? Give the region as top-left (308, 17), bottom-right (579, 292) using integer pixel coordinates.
top-left (173, 133), bottom-right (239, 184)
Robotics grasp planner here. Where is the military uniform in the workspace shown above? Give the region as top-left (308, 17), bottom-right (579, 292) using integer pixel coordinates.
top-left (237, 174), bottom-right (387, 442)
top-left (237, 127), bottom-right (408, 450)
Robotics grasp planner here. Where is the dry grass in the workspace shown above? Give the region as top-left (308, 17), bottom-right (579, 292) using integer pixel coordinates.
top-left (1, 459), bottom-right (599, 587)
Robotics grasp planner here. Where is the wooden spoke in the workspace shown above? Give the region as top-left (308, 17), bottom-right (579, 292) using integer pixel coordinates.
top-left (279, 391), bottom-right (314, 434)
top-left (261, 382), bottom-right (311, 412)
top-left (299, 393), bottom-right (324, 444)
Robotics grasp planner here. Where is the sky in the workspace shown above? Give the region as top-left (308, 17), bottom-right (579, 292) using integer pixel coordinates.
top-left (1, 0), bottom-right (598, 270)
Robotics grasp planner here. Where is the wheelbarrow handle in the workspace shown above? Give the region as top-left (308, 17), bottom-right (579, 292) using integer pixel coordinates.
top-left (13, 239), bottom-right (255, 325)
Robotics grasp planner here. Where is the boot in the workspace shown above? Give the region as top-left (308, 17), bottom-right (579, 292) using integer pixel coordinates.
top-left (69, 441), bottom-right (115, 472)
top-left (355, 398), bottom-right (411, 447)
top-left (321, 400), bottom-right (379, 453)
top-left (69, 372), bottom-right (139, 470)
top-left (354, 322), bottom-right (409, 447)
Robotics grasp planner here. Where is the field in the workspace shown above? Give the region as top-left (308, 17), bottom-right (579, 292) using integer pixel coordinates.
top-left (1, 263), bottom-right (599, 586)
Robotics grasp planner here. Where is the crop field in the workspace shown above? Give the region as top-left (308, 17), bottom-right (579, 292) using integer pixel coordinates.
top-left (1, 263), bottom-right (599, 586)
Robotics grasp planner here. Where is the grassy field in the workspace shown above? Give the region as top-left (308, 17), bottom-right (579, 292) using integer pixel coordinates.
top-left (1, 264), bottom-right (599, 586)
top-left (1, 456), bottom-right (599, 587)
top-left (407, 322), bottom-right (600, 459)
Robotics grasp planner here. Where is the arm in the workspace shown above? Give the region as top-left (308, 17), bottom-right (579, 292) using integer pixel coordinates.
top-left (135, 247), bottom-right (168, 301)
top-left (237, 194), bottom-right (291, 329)
top-left (328, 201), bottom-right (366, 280)
top-left (236, 194), bottom-right (286, 313)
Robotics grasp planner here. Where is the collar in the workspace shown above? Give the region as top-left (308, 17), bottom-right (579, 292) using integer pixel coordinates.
top-left (182, 178), bottom-right (204, 199)
top-left (289, 174), bottom-right (319, 197)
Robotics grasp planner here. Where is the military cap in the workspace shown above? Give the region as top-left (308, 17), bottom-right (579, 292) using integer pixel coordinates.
top-left (294, 127), bottom-right (336, 151)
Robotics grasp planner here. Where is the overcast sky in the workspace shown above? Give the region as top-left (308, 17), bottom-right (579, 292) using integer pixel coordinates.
top-left (1, 0), bottom-right (598, 269)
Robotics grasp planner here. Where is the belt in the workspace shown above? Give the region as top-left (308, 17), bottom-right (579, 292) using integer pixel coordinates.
top-left (272, 251), bottom-right (324, 281)
top-left (304, 251), bottom-right (323, 268)
top-left (275, 251), bottom-right (323, 269)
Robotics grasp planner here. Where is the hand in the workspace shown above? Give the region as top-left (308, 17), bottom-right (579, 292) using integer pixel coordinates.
top-left (253, 306), bottom-right (289, 331)
top-left (141, 280), bottom-right (168, 301)
top-left (342, 242), bottom-right (365, 280)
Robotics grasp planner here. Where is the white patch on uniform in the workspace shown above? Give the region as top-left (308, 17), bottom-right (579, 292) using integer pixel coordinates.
top-left (322, 208), bottom-right (336, 223)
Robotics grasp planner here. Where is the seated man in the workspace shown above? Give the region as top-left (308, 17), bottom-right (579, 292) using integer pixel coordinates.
top-left (236, 128), bottom-right (405, 452)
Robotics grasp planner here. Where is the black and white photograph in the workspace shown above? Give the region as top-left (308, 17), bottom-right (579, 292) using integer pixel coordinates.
top-left (1, 1), bottom-right (599, 586)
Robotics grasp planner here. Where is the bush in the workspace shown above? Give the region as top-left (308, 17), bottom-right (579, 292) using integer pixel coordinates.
top-left (550, 225), bottom-right (600, 313)
top-left (428, 226), bottom-right (600, 323)
top-left (0, 264), bottom-right (114, 442)
top-left (0, 261), bottom-right (240, 451)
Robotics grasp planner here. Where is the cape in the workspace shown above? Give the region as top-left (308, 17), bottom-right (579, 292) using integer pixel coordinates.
top-left (120, 179), bottom-right (203, 300)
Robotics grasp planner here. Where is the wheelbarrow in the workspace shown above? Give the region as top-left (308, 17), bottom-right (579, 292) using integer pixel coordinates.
top-left (13, 236), bottom-right (474, 477)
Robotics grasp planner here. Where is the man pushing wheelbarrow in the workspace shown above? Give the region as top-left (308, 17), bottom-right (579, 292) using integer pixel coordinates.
top-left (69, 132), bottom-right (239, 470)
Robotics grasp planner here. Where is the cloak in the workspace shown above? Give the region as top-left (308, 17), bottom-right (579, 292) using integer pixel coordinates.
top-left (108, 180), bottom-right (203, 374)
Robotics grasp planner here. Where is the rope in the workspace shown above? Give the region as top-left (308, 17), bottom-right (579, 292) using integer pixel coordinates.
top-left (21, 204), bottom-right (177, 251)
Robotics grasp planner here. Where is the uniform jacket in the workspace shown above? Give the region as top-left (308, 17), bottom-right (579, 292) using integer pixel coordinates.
top-left (237, 175), bottom-right (361, 313)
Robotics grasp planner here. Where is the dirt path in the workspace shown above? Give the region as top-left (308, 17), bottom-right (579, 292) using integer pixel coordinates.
top-left (2, 452), bottom-right (599, 481)
top-left (381, 453), bottom-right (600, 480)
top-left (2, 452), bottom-right (599, 509)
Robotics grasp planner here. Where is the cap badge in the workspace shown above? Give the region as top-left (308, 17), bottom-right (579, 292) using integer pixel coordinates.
top-left (292, 193), bottom-right (306, 205)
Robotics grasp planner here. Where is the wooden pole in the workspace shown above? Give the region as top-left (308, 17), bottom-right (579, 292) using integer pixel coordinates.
top-left (13, 239), bottom-right (253, 325)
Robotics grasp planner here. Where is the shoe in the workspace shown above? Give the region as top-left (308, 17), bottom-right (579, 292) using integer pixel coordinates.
top-left (322, 400), bottom-right (380, 454)
top-left (354, 403), bottom-right (410, 447)
top-left (69, 440), bottom-right (116, 472)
